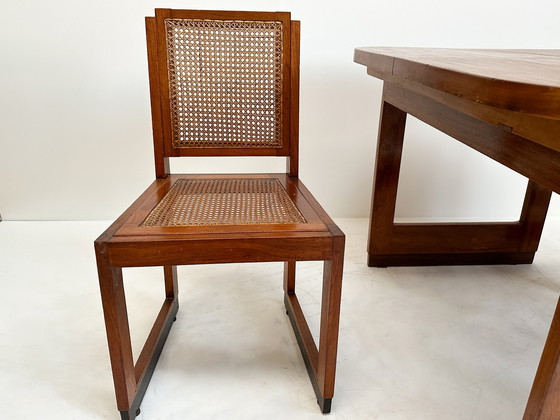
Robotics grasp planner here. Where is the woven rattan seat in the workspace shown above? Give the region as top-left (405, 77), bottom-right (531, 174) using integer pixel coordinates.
top-left (141, 178), bottom-right (305, 227)
top-left (95, 9), bottom-right (344, 420)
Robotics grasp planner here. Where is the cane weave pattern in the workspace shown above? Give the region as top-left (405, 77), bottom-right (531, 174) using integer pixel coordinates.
top-left (165, 18), bottom-right (284, 149)
top-left (141, 178), bottom-right (306, 226)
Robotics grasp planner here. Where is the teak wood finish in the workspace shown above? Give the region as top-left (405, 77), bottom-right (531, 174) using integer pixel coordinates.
top-left (96, 10), bottom-right (344, 420)
top-left (355, 47), bottom-right (560, 419)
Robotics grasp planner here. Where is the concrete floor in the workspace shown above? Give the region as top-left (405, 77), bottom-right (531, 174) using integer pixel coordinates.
top-left (1, 218), bottom-right (559, 419)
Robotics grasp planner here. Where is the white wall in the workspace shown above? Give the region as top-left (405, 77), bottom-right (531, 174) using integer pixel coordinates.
top-left (1, 0), bottom-right (559, 220)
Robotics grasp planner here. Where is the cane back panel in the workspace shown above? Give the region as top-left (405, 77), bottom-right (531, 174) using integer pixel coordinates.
top-left (152, 9), bottom-right (293, 157)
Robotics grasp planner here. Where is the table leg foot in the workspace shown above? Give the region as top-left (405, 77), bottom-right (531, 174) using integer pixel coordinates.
top-left (368, 252), bottom-right (535, 267)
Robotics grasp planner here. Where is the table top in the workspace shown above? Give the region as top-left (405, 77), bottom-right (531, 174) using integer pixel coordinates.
top-left (354, 47), bottom-right (560, 118)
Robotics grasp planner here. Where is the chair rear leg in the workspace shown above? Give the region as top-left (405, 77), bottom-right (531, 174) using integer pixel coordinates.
top-left (164, 265), bottom-right (179, 322)
top-left (283, 260), bottom-right (296, 294)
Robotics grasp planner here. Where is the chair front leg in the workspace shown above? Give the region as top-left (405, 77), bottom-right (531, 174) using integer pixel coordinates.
top-left (316, 234), bottom-right (345, 413)
top-left (95, 243), bottom-right (137, 412)
top-left (97, 244), bottom-right (180, 420)
top-left (283, 234), bottom-right (344, 413)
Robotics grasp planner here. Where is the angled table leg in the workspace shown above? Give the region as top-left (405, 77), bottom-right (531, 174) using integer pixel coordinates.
top-left (518, 181), bottom-right (552, 254)
top-left (367, 83), bottom-right (552, 267)
top-left (524, 296), bottom-right (560, 419)
top-left (367, 97), bottom-right (407, 264)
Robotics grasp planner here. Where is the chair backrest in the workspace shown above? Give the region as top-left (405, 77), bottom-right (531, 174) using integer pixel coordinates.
top-left (146, 9), bottom-right (300, 178)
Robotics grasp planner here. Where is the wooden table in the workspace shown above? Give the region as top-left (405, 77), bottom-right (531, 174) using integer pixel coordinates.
top-left (354, 48), bottom-right (560, 419)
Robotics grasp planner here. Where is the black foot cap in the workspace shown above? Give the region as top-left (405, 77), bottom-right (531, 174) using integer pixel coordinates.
top-left (319, 397), bottom-right (332, 414)
top-left (119, 407), bottom-right (141, 420)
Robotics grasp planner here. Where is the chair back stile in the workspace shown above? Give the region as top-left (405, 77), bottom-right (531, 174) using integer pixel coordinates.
top-left (145, 9), bottom-right (300, 178)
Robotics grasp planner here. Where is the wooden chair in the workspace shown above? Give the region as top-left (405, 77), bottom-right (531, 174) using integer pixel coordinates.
top-left (95, 9), bottom-right (345, 420)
